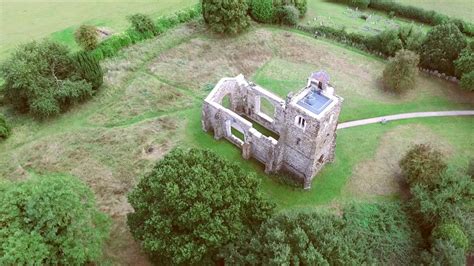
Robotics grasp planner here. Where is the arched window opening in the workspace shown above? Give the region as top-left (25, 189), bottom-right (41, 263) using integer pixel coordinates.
top-left (295, 115), bottom-right (306, 129)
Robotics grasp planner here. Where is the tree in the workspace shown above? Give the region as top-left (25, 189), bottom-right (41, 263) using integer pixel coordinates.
top-left (421, 239), bottom-right (466, 266)
top-left (250, 0), bottom-right (274, 23)
top-left (202, 0), bottom-right (250, 35)
top-left (454, 43), bottom-right (474, 78)
top-left (0, 113), bottom-right (11, 140)
top-left (74, 24), bottom-right (99, 51)
top-left (460, 71), bottom-right (474, 91)
top-left (73, 51), bottom-right (104, 90)
top-left (383, 49), bottom-right (420, 92)
top-left (221, 202), bottom-right (421, 265)
top-left (127, 148), bottom-right (274, 264)
top-left (274, 5), bottom-right (300, 26)
top-left (432, 223), bottom-right (469, 251)
top-left (420, 23), bottom-right (467, 76)
top-left (0, 174), bottom-right (110, 265)
top-left (399, 144), bottom-right (447, 187)
top-left (127, 13), bottom-right (158, 36)
top-left (0, 40), bottom-right (93, 118)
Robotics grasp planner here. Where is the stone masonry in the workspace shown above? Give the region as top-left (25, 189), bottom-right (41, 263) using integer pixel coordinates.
top-left (201, 72), bottom-right (343, 189)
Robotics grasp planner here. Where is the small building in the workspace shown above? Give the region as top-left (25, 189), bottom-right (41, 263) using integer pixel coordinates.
top-left (201, 71), bottom-right (343, 189)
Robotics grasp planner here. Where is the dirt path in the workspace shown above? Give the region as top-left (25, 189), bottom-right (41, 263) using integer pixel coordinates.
top-left (337, 110), bottom-right (474, 129)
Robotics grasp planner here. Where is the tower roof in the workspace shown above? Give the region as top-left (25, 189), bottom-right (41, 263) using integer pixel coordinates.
top-left (310, 71), bottom-right (330, 84)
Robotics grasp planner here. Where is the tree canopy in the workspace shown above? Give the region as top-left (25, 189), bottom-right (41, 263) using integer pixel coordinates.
top-left (127, 148), bottom-right (274, 264)
top-left (0, 174), bottom-right (110, 265)
top-left (202, 0), bottom-right (250, 35)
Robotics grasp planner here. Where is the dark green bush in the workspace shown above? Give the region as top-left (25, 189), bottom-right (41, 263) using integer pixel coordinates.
top-left (127, 13), bottom-right (158, 36)
top-left (221, 202), bottom-right (421, 264)
top-left (250, 0), bottom-right (274, 23)
top-left (275, 5), bottom-right (300, 26)
top-left (421, 239), bottom-right (466, 265)
top-left (202, 0), bottom-right (250, 35)
top-left (73, 51), bottom-right (103, 90)
top-left (454, 44), bottom-right (474, 80)
top-left (0, 40), bottom-right (93, 118)
top-left (127, 148), bottom-right (274, 264)
top-left (399, 144), bottom-right (447, 187)
top-left (0, 114), bottom-right (11, 140)
top-left (420, 23), bottom-right (467, 76)
top-left (0, 174), bottom-right (110, 265)
top-left (432, 223), bottom-right (469, 251)
top-left (74, 24), bottom-right (99, 51)
top-left (351, 0), bottom-right (370, 9)
top-left (383, 49), bottom-right (419, 93)
top-left (293, 0), bottom-right (308, 17)
top-left (460, 71), bottom-right (474, 91)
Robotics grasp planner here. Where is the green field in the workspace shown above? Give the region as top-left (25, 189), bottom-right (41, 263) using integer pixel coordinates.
top-left (1, 22), bottom-right (473, 263)
top-left (0, 0), bottom-right (197, 59)
top-left (394, 0), bottom-right (474, 21)
top-left (303, 0), bottom-right (431, 35)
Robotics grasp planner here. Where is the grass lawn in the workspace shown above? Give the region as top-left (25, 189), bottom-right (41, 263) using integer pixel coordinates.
top-left (394, 0), bottom-right (474, 21)
top-left (0, 0), bottom-right (197, 60)
top-left (304, 0), bottom-right (431, 35)
top-left (0, 23), bottom-right (473, 263)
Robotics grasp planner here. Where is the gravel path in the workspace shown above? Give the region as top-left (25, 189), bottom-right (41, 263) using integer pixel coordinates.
top-left (337, 110), bottom-right (474, 129)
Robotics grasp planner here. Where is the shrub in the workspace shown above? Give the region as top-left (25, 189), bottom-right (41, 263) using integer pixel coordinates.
top-left (420, 23), bottom-right (467, 76)
top-left (421, 239), bottom-right (466, 266)
top-left (408, 168), bottom-right (473, 228)
top-left (351, 0), bottom-right (370, 9)
top-left (74, 24), bottom-right (99, 51)
top-left (128, 13), bottom-right (158, 36)
top-left (0, 114), bottom-right (11, 140)
top-left (398, 25), bottom-right (425, 52)
top-left (291, 0), bottom-right (308, 17)
top-left (432, 223), bottom-right (469, 251)
top-left (454, 44), bottom-right (474, 78)
top-left (221, 202), bottom-right (421, 264)
top-left (383, 49), bottom-right (419, 92)
top-left (460, 71), bottom-right (474, 91)
top-left (275, 5), bottom-right (300, 26)
top-left (0, 40), bottom-right (93, 118)
top-left (202, 0), bottom-right (250, 35)
top-left (127, 148), bottom-right (274, 264)
top-left (399, 144), bottom-right (447, 187)
top-left (73, 51), bottom-right (103, 90)
top-left (0, 174), bottom-right (110, 265)
top-left (250, 0), bottom-right (274, 23)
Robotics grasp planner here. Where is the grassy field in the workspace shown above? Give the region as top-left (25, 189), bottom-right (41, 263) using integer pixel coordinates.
top-left (0, 0), bottom-right (198, 60)
top-left (304, 0), bottom-right (431, 35)
top-left (394, 0), bottom-right (474, 21)
top-left (0, 20), bottom-right (473, 264)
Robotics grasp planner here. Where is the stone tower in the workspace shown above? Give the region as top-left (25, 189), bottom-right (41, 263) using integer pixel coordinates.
top-left (277, 71), bottom-right (342, 188)
top-left (201, 71), bottom-right (343, 189)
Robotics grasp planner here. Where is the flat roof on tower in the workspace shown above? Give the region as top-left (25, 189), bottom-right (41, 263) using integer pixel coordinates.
top-left (297, 90), bottom-right (333, 115)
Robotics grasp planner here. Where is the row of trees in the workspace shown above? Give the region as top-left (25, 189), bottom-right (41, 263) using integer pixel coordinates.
top-left (383, 23), bottom-right (473, 92)
top-left (126, 147), bottom-right (474, 264)
top-left (2, 146), bottom-right (470, 264)
top-left (202, 0), bottom-right (308, 35)
top-left (399, 144), bottom-right (473, 263)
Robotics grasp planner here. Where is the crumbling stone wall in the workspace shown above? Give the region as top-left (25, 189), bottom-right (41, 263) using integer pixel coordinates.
top-left (202, 74), bottom-right (342, 189)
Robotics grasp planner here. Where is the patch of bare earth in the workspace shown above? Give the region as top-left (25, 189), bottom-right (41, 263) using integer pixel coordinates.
top-left (149, 28), bottom-right (274, 91)
top-left (344, 124), bottom-right (454, 198)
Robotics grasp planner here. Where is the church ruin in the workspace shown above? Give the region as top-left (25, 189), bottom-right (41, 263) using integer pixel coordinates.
top-left (201, 71), bottom-right (343, 189)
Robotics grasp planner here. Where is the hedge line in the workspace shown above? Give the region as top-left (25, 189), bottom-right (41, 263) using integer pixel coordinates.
top-left (329, 0), bottom-right (474, 37)
top-left (90, 4), bottom-right (201, 61)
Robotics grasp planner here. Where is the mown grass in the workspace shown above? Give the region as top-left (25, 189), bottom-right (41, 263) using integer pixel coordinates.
top-left (304, 0), bottom-right (431, 35)
top-left (0, 0), bottom-right (197, 60)
top-left (394, 0), bottom-right (474, 21)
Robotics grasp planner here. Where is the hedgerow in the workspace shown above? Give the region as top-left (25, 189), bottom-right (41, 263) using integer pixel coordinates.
top-left (91, 4), bottom-right (201, 61)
